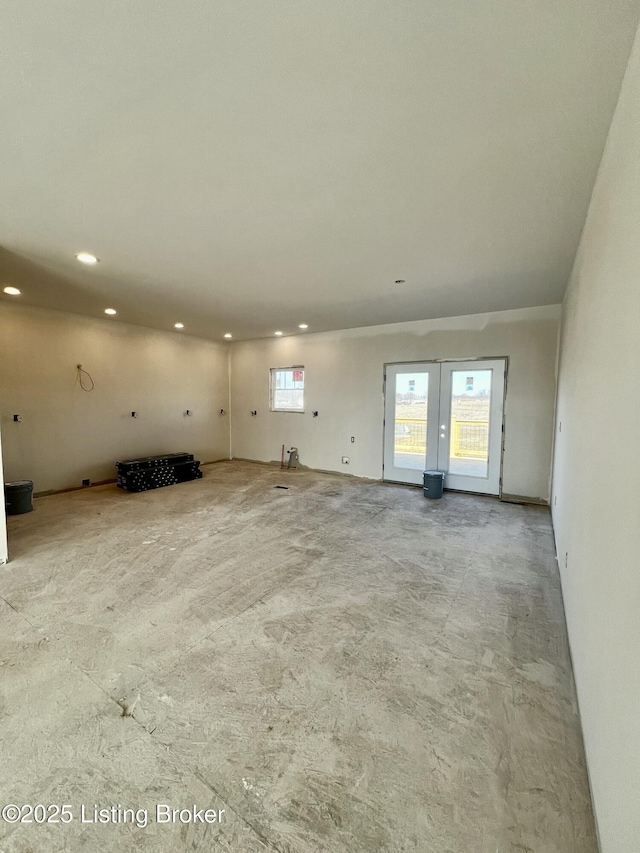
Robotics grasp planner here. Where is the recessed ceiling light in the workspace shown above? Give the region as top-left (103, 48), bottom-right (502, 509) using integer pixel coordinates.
top-left (298, 323), bottom-right (308, 329)
top-left (395, 279), bottom-right (405, 284)
top-left (224, 333), bottom-right (233, 339)
top-left (174, 323), bottom-right (184, 329)
top-left (104, 308), bottom-right (117, 315)
top-left (76, 252), bottom-right (99, 265)
top-left (3, 286), bottom-right (21, 295)
top-left (274, 331), bottom-right (283, 337)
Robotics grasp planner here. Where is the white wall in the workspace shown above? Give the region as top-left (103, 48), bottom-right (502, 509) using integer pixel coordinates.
top-left (552, 23), bottom-right (640, 853)
top-left (231, 304), bottom-right (560, 501)
top-left (0, 304), bottom-right (230, 494)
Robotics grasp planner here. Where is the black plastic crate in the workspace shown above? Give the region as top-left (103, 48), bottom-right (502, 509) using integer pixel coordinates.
top-left (116, 457), bottom-right (202, 492)
top-left (116, 452), bottom-right (194, 473)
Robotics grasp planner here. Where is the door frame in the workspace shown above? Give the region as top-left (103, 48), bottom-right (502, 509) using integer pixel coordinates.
top-left (382, 357), bottom-right (508, 496)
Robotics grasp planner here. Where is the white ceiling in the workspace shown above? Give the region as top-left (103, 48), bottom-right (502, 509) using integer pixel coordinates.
top-left (1, 1), bottom-right (638, 341)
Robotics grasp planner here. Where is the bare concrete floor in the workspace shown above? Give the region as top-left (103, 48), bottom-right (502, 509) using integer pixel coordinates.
top-left (0, 461), bottom-right (596, 852)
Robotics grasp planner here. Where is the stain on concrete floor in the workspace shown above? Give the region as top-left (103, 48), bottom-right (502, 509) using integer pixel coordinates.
top-left (0, 461), bottom-right (596, 852)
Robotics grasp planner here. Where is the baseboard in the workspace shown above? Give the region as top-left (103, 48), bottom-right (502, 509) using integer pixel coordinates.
top-left (500, 492), bottom-right (549, 506)
top-left (229, 456), bottom-right (282, 468)
top-left (31, 458), bottom-right (230, 498)
top-left (34, 456), bottom-right (548, 507)
top-left (230, 456), bottom-right (379, 481)
top-left (34, 479), bottom-right (117, 498)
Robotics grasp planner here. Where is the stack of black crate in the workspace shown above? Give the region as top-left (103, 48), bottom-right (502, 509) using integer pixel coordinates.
top-left (116, 452), bottom-right (203, 493)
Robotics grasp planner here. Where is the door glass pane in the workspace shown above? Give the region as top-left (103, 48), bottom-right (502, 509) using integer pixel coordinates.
top-left (394, 372), bottom-right (428, 469)
top-left (449, 370), bottom-right (492, 478)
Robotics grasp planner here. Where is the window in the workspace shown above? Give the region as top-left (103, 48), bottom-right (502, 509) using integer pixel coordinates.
top-left (270, 367), bottom-right (305, 412)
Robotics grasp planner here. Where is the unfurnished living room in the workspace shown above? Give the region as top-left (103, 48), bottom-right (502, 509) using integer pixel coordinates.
top-left (1, 3), bottom-right (639, 852)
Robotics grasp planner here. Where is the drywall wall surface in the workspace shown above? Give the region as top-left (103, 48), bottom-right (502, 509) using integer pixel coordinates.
top-left (0, 304), bottom-right (230, 493)
top-left (552, 23), bottom-right (640, 853)
top-left (231, 304), bottom-right (560, 500)
top-left (0, 427), bottom-right (7, 563)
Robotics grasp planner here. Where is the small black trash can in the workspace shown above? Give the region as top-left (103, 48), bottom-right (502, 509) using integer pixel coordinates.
top-left (4, 480), bottom-right (34, 515)
top-left (423, 470), bottom-right (445, 499)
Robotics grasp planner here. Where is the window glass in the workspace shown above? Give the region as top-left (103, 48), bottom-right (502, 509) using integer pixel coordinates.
top-left (270, 368), bottom-right (304, 412)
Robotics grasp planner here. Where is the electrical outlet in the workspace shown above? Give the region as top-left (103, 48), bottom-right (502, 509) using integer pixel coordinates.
top-left (82, 479), bottom-right (90, 487)
top-left (341, 456), bottom-right (350, 465)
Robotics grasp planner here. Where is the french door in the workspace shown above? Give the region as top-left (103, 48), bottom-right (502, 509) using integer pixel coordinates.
top-left (383, 360), bottom-right (506, 495)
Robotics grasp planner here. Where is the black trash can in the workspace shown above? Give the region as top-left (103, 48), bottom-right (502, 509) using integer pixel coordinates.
top-left (4, 480), bottom-right (34, 515)
top-left (423, 470), bottom-right (445, 499)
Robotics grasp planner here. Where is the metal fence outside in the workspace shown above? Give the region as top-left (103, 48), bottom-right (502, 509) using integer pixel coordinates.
top-left (394, 418), bottom-right (489, 458)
